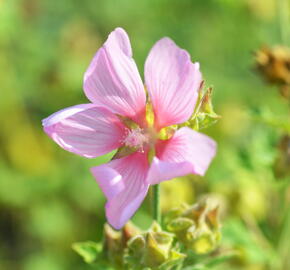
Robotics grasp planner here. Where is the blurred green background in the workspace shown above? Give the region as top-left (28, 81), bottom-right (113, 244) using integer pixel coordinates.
top-left (1, 0), bottom-right (290, 269)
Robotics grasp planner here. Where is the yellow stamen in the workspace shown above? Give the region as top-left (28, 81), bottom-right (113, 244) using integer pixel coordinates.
top-left (146, 103), bottom-right (155, 128)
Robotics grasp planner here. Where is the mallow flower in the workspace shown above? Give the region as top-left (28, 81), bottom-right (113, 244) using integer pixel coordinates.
top-left (42, 28), bottom-right (216, 229)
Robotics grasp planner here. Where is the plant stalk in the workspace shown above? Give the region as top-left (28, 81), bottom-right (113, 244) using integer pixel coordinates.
top-left (152, 184), bottom-right (161, 223)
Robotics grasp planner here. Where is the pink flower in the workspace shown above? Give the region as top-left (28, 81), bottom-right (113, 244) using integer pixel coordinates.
top-left (42, 28), bottom-right (216, 229)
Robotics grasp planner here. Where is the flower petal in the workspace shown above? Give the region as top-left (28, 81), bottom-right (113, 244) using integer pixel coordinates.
top-left (84, 28), bottom-right (146, 126)
top-left (90, 165), bottom-right (124, 201)
top-left (147, 127), bottom-right (216, 185)
top-left (91, 152), bottom-right (150, 229)
top-left (146, 157), bottom-right (193, 185)
top-left (145, 38), bottom-right (202, 129)
top-left (42, 104), bottom-right (126, 158)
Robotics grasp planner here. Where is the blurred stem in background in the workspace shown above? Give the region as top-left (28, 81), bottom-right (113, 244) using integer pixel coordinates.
top-left (152, 184), bottom-right (161, 224)
top-left (277, 0), bottom-right (290, 44)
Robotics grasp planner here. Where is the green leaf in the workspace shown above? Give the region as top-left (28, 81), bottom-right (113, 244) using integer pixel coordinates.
top-left (72, 241), bottom-right (102, 264)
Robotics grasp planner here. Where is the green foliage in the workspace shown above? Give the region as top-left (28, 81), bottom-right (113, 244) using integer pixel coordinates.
top-left (72, 241), bottom-right (102, 264)
top-left (0, 0), bottom-right (290, 269)
top-left (252, 107), bottom-right (290, 133)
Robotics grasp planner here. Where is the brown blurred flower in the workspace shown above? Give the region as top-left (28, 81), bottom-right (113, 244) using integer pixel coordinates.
top-left (255, 46), bottom-right (290, 98)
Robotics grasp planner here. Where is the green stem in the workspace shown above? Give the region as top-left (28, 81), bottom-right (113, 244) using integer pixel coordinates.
top-left (152, 184), bottom-right (161, 223)
top-left (277, 0), bottom-right (289, 44)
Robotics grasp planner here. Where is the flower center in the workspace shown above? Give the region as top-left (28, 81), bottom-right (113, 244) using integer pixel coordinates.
top-left (123, 127), bottom-right (149, 151)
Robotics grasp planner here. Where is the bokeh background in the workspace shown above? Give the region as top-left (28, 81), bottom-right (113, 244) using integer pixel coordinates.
top-left (1, 0), bottom-right (290, 269)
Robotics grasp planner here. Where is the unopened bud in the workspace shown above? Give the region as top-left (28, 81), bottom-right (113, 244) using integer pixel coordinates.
top-left (127, 235), bottom-right (146, 254)
top-left (165, 198), bottom-right (221, 255)
top-left (186, 86), bottom-right (220, 131)
top-left (103, 222), bottom-right (141, 268)
top-left (167, 217), bottom-right (195, 232)
top-left (125, 221), bottom-right (185, 269)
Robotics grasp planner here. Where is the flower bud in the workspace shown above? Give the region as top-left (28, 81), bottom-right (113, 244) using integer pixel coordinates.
top-left (165, 198), bottom-right (221, 255)
top-left (128, 234), bottom-right (146, 254)
top-left (73, 222), bottom-right (142, 268)
top-left (163, 204), bottom-right (188, 224)
top-left (167, 217), bottom-right (195, 232)
top-left (185, 86), bottom-right (220, 131)
top-left (125, 222), bottom-right (185, 269)
top-left (103, 222), bottom-right (141, 268)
